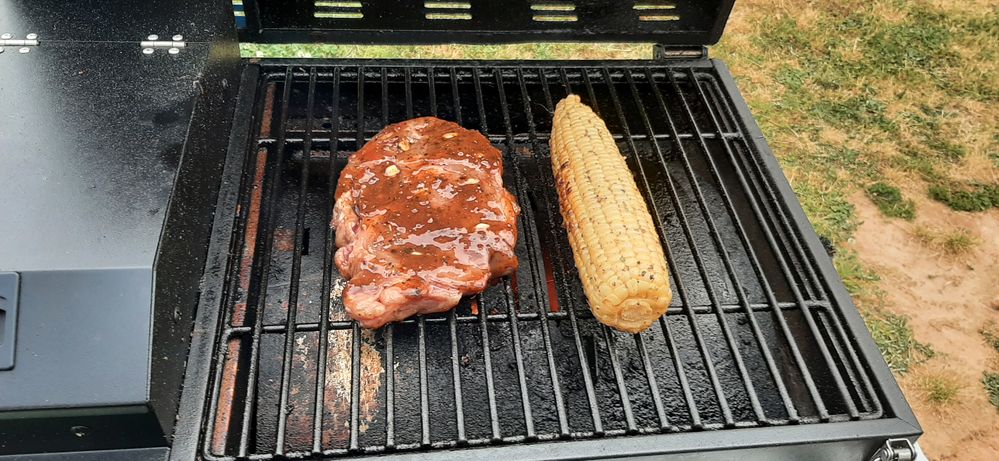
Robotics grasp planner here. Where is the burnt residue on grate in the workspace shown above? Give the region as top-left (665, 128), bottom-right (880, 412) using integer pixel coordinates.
top-left (202, 65), bottom-right (884, 460)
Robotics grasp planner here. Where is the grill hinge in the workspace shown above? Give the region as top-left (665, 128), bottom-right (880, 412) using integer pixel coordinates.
top-left (653, 44), bottom-right (708, 60)
top-left (0, 33), bottom-right (39, 54)
top-left (868, 439), bottom-right (916, 461)
top-left (141, 34), bottom-right (187, 55)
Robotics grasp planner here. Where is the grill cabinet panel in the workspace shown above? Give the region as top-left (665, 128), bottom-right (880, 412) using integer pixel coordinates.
top-left (200, 63), bottom-right (898, 460)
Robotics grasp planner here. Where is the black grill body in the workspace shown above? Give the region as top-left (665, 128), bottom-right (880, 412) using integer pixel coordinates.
top-left (0, 1), bottom-right (920, 460)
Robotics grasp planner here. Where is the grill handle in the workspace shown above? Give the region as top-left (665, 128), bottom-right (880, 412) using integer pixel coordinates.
top-left (868, 439), bottom-right (916, 461)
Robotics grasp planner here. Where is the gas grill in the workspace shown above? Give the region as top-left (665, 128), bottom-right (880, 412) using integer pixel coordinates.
top-left (0, 1), bottom-right (920, 460)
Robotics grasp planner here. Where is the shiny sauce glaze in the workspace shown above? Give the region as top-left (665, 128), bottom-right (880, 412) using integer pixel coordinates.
top-left (333, 117), bottom-right (520, 328)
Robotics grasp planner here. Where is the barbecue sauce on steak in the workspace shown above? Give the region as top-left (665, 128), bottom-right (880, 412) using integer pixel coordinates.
top-left (333, 117), bottom-right (520, 328)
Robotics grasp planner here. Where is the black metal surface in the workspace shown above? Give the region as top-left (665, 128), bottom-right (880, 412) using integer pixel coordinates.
top-left (237, 0), bottom-right (734, 45)
top-left (0, 36), bottom-right (241, 455)
top-left (149, 39), bottom-right (244, 436)
top-left (0, 447), bottom-right (170, 461)
top-left (0, 273), bottom-right (20, 371)
top-left (0, 42), bottom-right (202, 273)
top-left (0, 0), bottom-right (234, 42)
top-left (190, 60), bottom-right (918, 460)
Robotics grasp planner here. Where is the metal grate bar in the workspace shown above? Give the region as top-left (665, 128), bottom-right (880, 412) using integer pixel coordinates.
top-left (410, 69), bottom-right (433, 446)
top-left (450, 67), bottom-right (463, 125)
top-left (493, 68), bottom-right (537, 439)
top-left (696, 77), bottom-right (826, 301)
top-left (238, 68), bottom-right (295, 458)
top-left (446, 71), bottom-right (467, 439)
top-left (428, 67), bottom-right (438, 117)
top-left (681, 69), bottom-right (859, 418)
top-left (349, 324), bottom-right (363, 449)
top-left (379, 67), bottom-right (396, 450)
top-left (604, 67), bottom-right (771, 424)
top-left (471, 68), bottom-right (502, 441)
top-left (381, 67), bottom-right (391, 126)
top-left (577, 69), bottom-right (640, 432)
top-left (658, 314), bottom-right (702, 428)
top-left (202, 71), bottom-right (274, 459)
top-left (550, 67), bottom-right (605, 434)
top-left (384, 323), bottom-right (396, 448)
top-left (275, 67), bottom-right (318, 455)
top-left (404, 67), bottom-right (415, 119)
top-left (662, 69), bottom-right (835, 418)
top-left (312, 66), bottom-right (343, 454)
top-left (624, 68), bottom-right (798, 423)
top-left (260, 133), bottom-right (743, 147)
top-left (698, 77), bottom-right (879, 414)
top-left (448, 309), bottom-right (467, 442)
top-left (578, 67), bottom-right (718, 427)
top-left (514, 67), bottom-right (570, 437)
top-left (219, 299), bottom-right (830, 335)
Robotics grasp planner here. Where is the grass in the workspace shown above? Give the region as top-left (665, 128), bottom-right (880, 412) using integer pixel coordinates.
top-left (985, 372), bottom-right (999, 412)
top-left (983, 322), bottom-right (999, 354)
top-left (866, 182), bottom-right (916, 220)
top-left (912, 226), bottom-right (978, 256)
top-left (983, 323), bottom-right (999, 412)
top-left (241, 43), bottom-right (647, 60)
top-left (864, 309), bottom-right (934, 374)
top-left (918, 373), bottom-right (963, 405)
top-left (929, 181), bottom-right (999, 212)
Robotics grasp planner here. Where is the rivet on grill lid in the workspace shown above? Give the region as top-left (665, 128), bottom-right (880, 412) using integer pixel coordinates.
top-left (172, 34), bottom-right (183, 41)
top-left (142, 47), bottom-right (155, 55)
top-left (25, 33), bottom-right (38, 40)
top-left (18, 47), bottom-right (29, 54)
top-left (0, 47), bottom-right (4, 54)
top-left (168, 47), bottom-right (180, 55)
top-left (147, 34), bottom-right (159, 40)
top-left (0, 33), bottom-right (12, 40)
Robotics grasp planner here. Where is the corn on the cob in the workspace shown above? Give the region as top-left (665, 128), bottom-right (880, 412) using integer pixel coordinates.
top-left (550, 94), bottom-right (673, 333)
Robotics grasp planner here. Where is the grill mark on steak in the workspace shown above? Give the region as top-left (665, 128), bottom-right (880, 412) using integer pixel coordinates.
top-left (333, 117), bottom-right (520, 328)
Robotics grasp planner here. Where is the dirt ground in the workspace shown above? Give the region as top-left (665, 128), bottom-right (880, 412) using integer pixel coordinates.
top-left (850, 194), bottom-right (999, 459)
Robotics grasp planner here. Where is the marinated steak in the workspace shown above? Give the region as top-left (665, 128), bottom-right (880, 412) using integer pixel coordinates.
top-left (333, 117), bottom-right (520, 328)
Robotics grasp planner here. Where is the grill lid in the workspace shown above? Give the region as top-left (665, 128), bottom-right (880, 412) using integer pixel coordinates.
top-left (236, 0), bottom-right (735, 45)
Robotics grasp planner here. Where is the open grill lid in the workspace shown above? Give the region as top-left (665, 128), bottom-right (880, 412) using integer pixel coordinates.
top-left (235, 0), bottom-right (735, 45)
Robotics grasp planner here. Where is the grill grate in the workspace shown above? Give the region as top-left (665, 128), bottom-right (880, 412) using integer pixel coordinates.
top-left (203, 64), bottom-right (885, 459)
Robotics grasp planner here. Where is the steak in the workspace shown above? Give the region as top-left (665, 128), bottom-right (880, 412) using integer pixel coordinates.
top-left (333, 117), bottom-right (520, 328)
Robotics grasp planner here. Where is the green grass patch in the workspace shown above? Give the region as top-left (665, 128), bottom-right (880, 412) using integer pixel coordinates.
top-left (834, 249), bottom-right (880, 298)
top-left (863, 7), bottom-right (955, 78)
top-left (866, 182), bottom-right (916, 220)
top-left (774, 65), bottom-right (807, 91)
top-left (984, 372), bottom-right (999, 412)
top-left (794, 181), bottom-right (858, 245)
top-left (928, 181), bottom-right (999, 212)
top-left (810, 90), bottom-right (897, 133)
top-left (982, 322), bottom-right (999, 354)
top-left (912, 226), bottom-right (977, 256)
top-left (921, 374), bottom-right (962, 404)
top-left (865, 310), bottom-right (934, 374)
top-left (893, 146), bottom-right (945, 181)
top-left (240, 43), bottom-right (647, 60)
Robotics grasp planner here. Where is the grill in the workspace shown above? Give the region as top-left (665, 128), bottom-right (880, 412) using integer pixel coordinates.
top-left (201, 63), bottom-right (889, 459)
top-left (0, 0), bottom-right (921, 458)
